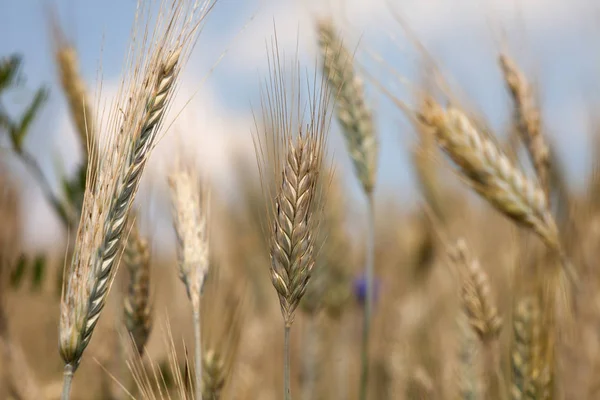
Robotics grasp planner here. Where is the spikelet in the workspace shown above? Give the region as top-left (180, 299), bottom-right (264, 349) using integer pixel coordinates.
top-left (123, 216), bottom-right (153, 356)
top-left (449, 239), bottom-right (502, 341)
top-left (59, 0), bottom-right (212, 374)
top-left (317, 18), bottom-right (377, 194)
top-left (499, 54), bottom-right (550, 199)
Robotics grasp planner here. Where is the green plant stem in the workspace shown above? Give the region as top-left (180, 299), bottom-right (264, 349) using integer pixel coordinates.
top-left (359, 191), bottom-right (375, 400)
top-left (61, 363), bottom-right (74, 400)
top-left (284, 324), bottom-right (292, 400)
top-left (193, 306), bottom-right (202, 400)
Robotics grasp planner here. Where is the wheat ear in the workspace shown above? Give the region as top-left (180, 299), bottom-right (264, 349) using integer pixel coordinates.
top-left (450, 239), bottom-right (507, 400)
top-left (510, 295), bottom-right (552, 400)
top-left (58, 1), bottom-right (211, 397)
top-left (317, 18), bottom-right (377, 194)
top-left (123, 216), bottom-right (153, 357)
top-left (499, 54), bottom-right (550, 200)
top-left (52, 23), bottom-right (97, 169)
top-left (419, 101), bottom-right (577, 286)
top-left (255, 37), bottom-right (332, 400)
top-left (450, 239), bottom-right (502, 341)
top-left (317, 19), bottom-right (377, 399)
top-left (271, 134), bottom-right (322, 327)
top-left (168, 162), bottom-right (210, 400)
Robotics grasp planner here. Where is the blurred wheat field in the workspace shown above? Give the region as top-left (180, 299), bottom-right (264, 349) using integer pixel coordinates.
top-left (2, 0), bottom-right (600, 399)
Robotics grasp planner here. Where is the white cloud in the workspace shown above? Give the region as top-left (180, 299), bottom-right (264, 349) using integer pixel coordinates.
top-left (230, 0), bottom-right (596, 76)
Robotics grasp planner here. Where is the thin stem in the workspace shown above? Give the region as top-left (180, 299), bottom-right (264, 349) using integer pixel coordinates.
top-left (193, 306), bottom-right (202, 400)
top-left (359, 191), bottom-right (375, 400)
top-left (12, 147), bottom-right (75, 228)
top-left (302, 316), bottom-right (318, 400)
top-left (61, 363), bottom-right (74, 400)
top-left (284, 324), bottom-right (292, 400)
top-left (336, 315), bottom-right (349, 400)
top-left (484, 340), bottom-right (508, 400)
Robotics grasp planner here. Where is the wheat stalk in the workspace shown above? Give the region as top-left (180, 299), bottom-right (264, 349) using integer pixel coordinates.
top-left (168, 161), bottom-right (210, 400)
top-left (255, 36), bottom-right (332, 400)
top-left (499, 54), bottom-right (550, 200)
top-left (317, 19), bottom-right (378, 399)
top-left (449, 239), bottom-right (507, 400)
top-left (123, 216), bottom-right (153, 357)
top-left (58, 1), bottom-right (212, 398)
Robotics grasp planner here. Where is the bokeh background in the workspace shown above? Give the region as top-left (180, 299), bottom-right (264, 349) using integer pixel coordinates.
top-left (2, 0), bottom-right (600, 399)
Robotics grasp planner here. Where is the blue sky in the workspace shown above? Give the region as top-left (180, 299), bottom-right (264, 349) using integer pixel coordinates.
top-left (1, 0), bottom-right (599, 250)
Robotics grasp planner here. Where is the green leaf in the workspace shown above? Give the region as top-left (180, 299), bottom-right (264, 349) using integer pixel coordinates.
top-left (0, 55), bottom-right (22, 92)
top-left (10, 254), bottom-right (27, 289)
top-left (31, 255), bottom-right (46, 290)
top-left (11, 86), bottom-right (48, 151)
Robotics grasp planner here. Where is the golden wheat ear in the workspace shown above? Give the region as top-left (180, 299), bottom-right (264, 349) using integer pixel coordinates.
top-left (499, 53), bottom-right (550, 200)
top-left (449, 239), bottom-right (502, 342)
top-left (254, 31), bottom-right (333, 400)
top-left (418, 100), bottom-right (579, 289)
top-left (317, 17), bottom-right (377, 195)
top-left (58, 1), bottom-right (214, 397)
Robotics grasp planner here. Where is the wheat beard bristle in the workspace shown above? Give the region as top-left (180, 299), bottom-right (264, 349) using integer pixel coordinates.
top-left (270, 135), bottom-right (319, 327)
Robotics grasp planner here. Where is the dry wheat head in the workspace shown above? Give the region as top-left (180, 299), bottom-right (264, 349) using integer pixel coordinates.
top-left (255, 38), bottom-right (332, 327)
top-left (168, 163), bottom-right (210, 311)
top-left (499, 54), bottom-right (550, 197)
top-left (511, 294), bottom-right (553, 400)
top-left (59, 0), bottom-right (213, 370)
top-left (419, 101), bottom-right (558, 250)
top-left (317, 18), bottom-right (377, 194)
top-left (450, 239), bottom-right (502, 342)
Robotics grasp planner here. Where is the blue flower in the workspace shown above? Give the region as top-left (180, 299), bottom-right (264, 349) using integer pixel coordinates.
top-left (352, 273), bottom-right (381, 306)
